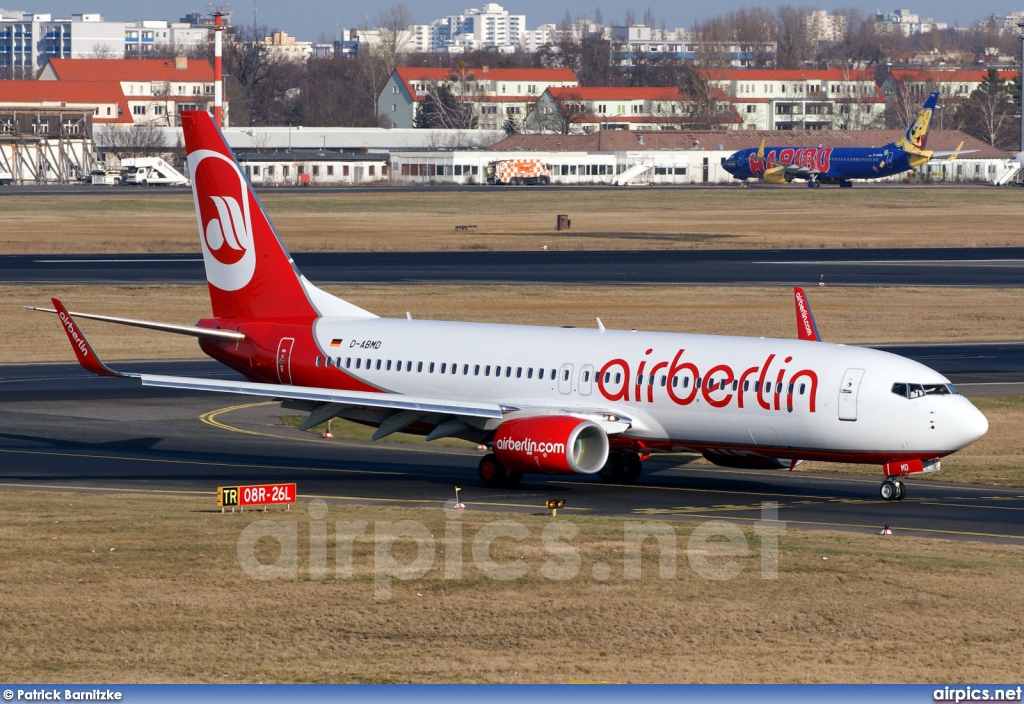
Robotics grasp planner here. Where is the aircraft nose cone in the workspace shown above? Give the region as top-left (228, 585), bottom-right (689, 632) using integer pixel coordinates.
top-left (954, 400), bottom-right (989, 448)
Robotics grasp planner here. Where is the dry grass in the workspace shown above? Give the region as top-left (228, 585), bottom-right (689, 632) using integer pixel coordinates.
top-left (5, 188), bottom-right (1024, 254)
top-left (9, 284), bottom-right (1024, 366)
top-left (0, 489), bottom-right (1021, 683)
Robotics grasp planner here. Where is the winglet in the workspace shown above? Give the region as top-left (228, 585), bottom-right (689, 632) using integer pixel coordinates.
top-left (756, 138), bottom-right (765, 161)
top-left (946, 140), bottom-right (965, 161)
top-left (51, 298), bottom-right (124, 377)
top-left (793, 287), bottom-right (822, 342)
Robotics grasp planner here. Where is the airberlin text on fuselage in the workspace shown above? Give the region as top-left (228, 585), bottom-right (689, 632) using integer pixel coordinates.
top-left (597, 349), bottom-right (819, 412)
top-left (748, 147), bottom-right (833, 177)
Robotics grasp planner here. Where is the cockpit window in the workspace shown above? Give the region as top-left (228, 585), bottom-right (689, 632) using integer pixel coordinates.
top-left (892, 382), bottom-right (959, 398)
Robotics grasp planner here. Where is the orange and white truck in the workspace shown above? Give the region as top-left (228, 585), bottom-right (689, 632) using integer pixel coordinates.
top-left (485, 159), bottom-right (551, 185)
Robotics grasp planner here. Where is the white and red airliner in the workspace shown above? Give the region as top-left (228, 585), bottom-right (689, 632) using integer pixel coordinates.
top-left (42, 111), bottom-right (988, 501)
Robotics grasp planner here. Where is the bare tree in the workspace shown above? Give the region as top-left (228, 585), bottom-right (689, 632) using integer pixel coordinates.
top-left (958, 69), bottom-right (1018, 150)
top-left (360, 4), bottom-right (413, 122)
top-left (885, 70), bottom-right (944, 129)
top-left (94, 123), bottom-right (167, 159)
top-left (89, 43), bottom-right (118, 59)
top-left (223, 24), bottom-right (301, 126)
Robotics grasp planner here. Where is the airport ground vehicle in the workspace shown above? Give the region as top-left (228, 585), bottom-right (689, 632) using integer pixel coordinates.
top-left (0, 167), bottom-right (13, 185)
top-left (90, 169), bottom-right (122, 185)
top-left (40, 111), bottom-right (988, 500)
top-left (485, 159), bottom-right (551, 185)
top-left (120, 157), bottom-right (189, 186)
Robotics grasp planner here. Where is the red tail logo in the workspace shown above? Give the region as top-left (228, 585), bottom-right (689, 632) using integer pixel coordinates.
top-left (188, 149), bottom-right (256, 291)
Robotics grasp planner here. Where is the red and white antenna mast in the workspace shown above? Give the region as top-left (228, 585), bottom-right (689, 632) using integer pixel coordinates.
top-left (210, 8), bottom-right (230, 128)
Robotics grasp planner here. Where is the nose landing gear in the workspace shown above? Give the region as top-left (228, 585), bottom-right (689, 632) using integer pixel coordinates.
top-left (880, 478), bottom-right (905, 501)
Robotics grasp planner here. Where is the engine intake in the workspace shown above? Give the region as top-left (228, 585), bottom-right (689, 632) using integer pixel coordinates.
top-left (493, 416), bottom-right (609, 474)
top-left (763, 167), bottom-right (793, 185)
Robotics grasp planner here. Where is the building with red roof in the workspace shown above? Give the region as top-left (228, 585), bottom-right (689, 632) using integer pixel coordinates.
top-left (0, 80), bottom-right (132, 124)
top-left (39, 57), bottom-right (221, 126)
top-left (525, 86), bottom-right (742, 133)
top-left (703, 68), bottom-right (886, 130)
top-left (379, 66), bottom-right (578, 129)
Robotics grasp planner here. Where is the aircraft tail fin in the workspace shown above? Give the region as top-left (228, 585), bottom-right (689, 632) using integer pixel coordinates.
top-left (903, 91), bottom-right (940, 151)
top-left (793, 287), bottom-right (822, 342)
top-left (180, 111), bottom-right (374, 321)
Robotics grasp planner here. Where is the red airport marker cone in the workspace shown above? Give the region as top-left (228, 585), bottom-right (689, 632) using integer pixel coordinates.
top-left (322, 420), bottom-right (333, 439)
top-left (454, 487), bottom-right (465, 510)
top-left (880, 524), bottom-right (892, 535)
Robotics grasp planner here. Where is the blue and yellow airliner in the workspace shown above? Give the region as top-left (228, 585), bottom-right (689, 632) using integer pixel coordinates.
top-left (721, 92), bottom-right (970, 188)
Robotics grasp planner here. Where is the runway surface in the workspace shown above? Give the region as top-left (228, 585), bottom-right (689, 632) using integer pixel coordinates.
top-left (5, 247), bottom-right (1024, 286)
top-left (2, 359), bottom-right (1022, 544)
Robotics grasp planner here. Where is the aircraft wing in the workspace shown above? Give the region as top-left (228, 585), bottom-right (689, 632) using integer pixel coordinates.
top-left (142, 374), bottom-right (505, 418)
top-left (756, 139), bottom-right (821, 177)
top-left (772, 162), bottom-right (820, 177)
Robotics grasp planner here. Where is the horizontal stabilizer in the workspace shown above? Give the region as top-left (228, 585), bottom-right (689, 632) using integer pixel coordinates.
top-left (27, 306), bottom-right (245, 341)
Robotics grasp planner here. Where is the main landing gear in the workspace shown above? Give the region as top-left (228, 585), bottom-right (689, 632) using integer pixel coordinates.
top-left (879, 478), bottom-right (905, 501)
top-left (478, 454), bottom-right (523, 488)
top-left (597, 451), bottom-right (643, 484)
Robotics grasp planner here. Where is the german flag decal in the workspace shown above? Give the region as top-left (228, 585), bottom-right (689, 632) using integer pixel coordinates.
top-left (330, 339), bottom-right (342, 347)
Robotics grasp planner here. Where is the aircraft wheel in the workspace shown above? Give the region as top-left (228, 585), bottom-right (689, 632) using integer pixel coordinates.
top-left (893, 481), bottom-right (905, 501)
top-left (622, 452), bottom-right (643, 484)
top-left (479, 454), bottom-right (508, 488)
top-left (598, 452), bottom-right (625, 483)
top-left (839, 180), bottom-right (853, 188)
top-left (880, 480), bottom-right (895, 501)
top-left (504, 471), bottom-right (524, 488)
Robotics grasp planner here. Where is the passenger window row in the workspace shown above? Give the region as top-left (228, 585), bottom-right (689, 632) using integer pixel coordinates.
top-left (315, 355), bottom-right (561, 381)
top-left (622, 372), bottom-right (809, 395)
top-left (313, 355), bottom-right (808, 396)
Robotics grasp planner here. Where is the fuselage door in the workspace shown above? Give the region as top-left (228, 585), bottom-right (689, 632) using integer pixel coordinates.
top-left (558, 363), bottom-right (574, 395)
top-left (838, 368), bottom-right (865, 421)
top-left (277, 337), bottom-right (295, 385)
top-left (579, 364), bottom-right (594, 396)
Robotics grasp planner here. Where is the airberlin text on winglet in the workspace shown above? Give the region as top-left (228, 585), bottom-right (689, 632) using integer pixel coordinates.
top-left (57, 309), bottom-right (90, 358)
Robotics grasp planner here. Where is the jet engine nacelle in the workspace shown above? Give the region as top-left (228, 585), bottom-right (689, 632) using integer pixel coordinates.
top-left (493, 416), bottom-right (609, 474)
top-left (762, 167), bottom-right (793, 185)
top-left (702, 450), bottom-right (800, 470)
